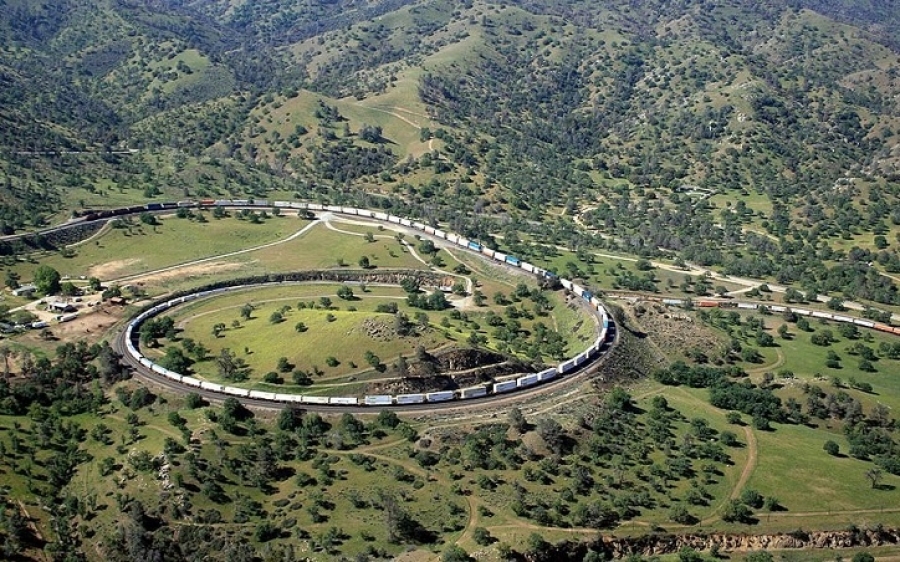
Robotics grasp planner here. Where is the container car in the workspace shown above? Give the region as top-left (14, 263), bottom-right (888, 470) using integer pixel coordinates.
top-left (364, 395), bottom-right (393, 406)
top-left (492, 380), bottom-right (517, 394)
top-left (459, 386), bottom-right (487, 399)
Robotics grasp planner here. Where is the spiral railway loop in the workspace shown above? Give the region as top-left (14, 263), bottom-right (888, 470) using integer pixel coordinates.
top-left (109, 199), bottom-right (614, 409)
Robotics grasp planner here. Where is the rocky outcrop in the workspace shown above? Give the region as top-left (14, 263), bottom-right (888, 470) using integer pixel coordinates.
top-left (0, 219), bottom-right (105, 255)
top-left (546, 527), bottom-right (900, 559)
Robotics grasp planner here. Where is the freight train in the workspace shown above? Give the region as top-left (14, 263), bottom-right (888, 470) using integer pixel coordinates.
top-left (658, 298), bottom-right (900, 336)
top-left (122, 200), bottom-right (614, 406)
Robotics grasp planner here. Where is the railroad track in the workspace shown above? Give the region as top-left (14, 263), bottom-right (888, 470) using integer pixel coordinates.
top-left (111, 318), bottom-right (619, 414)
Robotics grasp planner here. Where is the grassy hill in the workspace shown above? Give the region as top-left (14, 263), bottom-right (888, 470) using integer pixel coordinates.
top-left (4, 3), bottom-right (900, 557)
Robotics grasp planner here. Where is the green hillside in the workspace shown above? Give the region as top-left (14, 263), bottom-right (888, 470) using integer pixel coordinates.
top-left (4, 1), bottom-right (900, 559)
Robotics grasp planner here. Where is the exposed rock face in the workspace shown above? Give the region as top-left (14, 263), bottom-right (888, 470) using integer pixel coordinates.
top-left (545, 528), bottom-right (900, 559)
top-left (0, 219), bottom-right (105, 255)
top-left (366, 347), bottom-right (539, 395)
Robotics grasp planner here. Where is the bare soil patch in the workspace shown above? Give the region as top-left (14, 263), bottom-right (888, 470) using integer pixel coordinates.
top-left (128, 261), bottom-right (245, 284)
top-left (625, 300), bottom-right (726, 360)
top-left (90, 258), bottom-right (142, 279)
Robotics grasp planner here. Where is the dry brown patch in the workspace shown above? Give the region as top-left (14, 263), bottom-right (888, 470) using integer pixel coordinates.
top-left (128, 261), bottom-right (245, 285)
top-left (49, 306), bottom-right (122, 341)
top-left (90, 258), bottom-right (143, 279)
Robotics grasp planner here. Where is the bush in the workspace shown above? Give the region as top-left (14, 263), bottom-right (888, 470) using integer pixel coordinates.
top-left (472, 527), bottom-right (493, 546)
top-left (823, 440), bottom-right (840, 456)
top-left (740, 489), bottom-right (764, 509)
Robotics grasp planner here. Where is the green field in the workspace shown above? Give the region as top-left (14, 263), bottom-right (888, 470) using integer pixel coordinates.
top-left (12, 212), bottom-right (309, 283)
top-left (151, 278), bottom-right (598, 392)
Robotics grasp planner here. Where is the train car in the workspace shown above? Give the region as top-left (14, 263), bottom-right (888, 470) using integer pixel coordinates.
top-left (426, 390), bottom-right (455, 403)
top-left (146, 203), bottom-right (163, 211)
top-left (447, 233), bottom-right (460, 244)
top-left (854, 319), bottom-right (876, 329)
top-left (833, 315), bottom-right (853, 324)
top-left (274, 201), bottom-right (291, 208)
top-left (768, 305), bottom-right (787, 313)
top-left (181, 377), bottom-right (202, 388)
top-left (374, 212), bottom-right (389, 221)
top-left (223, 387), bottom-right (250, 397)
top-left (340, 206), bottom-right (358, 215)
top-left (199, 199), bottom-right (216, 206)
top-left (697, 300), bottom-right (719, 308)
top-left (492, 380), bottom-right (517, 394)
top-left (388, 215), bottom-right (402, 224)
top-left (329, 396), bottom-right (359, 406)
top-left (505, 255), bottom-right (521, 267)
top-left (307, 203), bottom-right (324, 211)
top-left (139, 358), bottom-right (154, 369)
top-left (457, 237), bottom-right (471, 248)
top-left (459, 386), bottom-right (487, 399)
top-left (560, 279), bottom-right (574, 291)
top-left (434, 229), bottom-right (447, 239)
top-left (302, 396), bottom-right (330, 405)
top-left (493, 251), bottom-right (507, 263)
top-left (153, 365), bottom-right (178, 380)
top-left (557, 359), bottom-right (576, 374)
top-left (537, 368), bottom-right (557, 382)
top-left (517, 374), bottom-right (539, 388)
top-left (400, 218), bottom-right (413, 227)
top-left (521, 262), bottom-right (536, 274)
top-left (249, 390), bottom-right (277, 401)
top-left (396, 394), bottom-right (426, 405)
top-left (232, 199), bottom-right (250, 206)
top-left (423, 225), bottom-right (435, 234)
top-left (467, 241), bottom-right (482, 252)
top-left (581, 289), bottom-right (593, 301)
top-left (811, 311), bottom-right (833, 320)
top-left (736, 302), bottom-right (758, 310)
top-left (364, 395), bottom-right (393, 406)
top-left (161, 202), bottom-right (178, 209)
top-left (873, 323), bottom-right (895, 334)
top-left (573, 352), bottom-right (590, 366)
top-left (177, 200), bottom-right (195, 208)
top-left (273, 393), bottom-right (300, 403)
top-left (213, 199), bottom-right (232, 206)
top-left (793, 308), bottom-right (813, 316)
top-left (590, 296), bottom-right (604, 309)
top-left (662, 298), bottom-right (682, 305)
top-left (200, 381), bottom-right (224, 392)
top-left (481, 247), bottom-right (496, 259)
top-left (323, 205), bottom-right (342, 213)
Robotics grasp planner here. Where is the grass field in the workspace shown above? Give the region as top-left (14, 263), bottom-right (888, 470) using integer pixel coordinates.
top-left (153, 277), bottom-right (594, 391)
top-left (12, 213), bottom-right (309, 283)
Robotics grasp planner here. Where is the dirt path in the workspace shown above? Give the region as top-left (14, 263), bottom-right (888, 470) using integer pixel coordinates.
top-left (324, 215), bottom-right (475, 307)
top-left (730, 426), bottom-right (758, 500)
top-left (362, 105), bottom-right (426, 129)
top-left (747, 348), bottom-right (785, 376)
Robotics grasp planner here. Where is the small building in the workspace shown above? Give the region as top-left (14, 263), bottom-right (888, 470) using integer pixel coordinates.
top-left (46, 300), bottom-right (76, 313)
top-left (109, 296), bottom-right (126, 306)
top-left (12, 284), bottom-right (36, 297)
